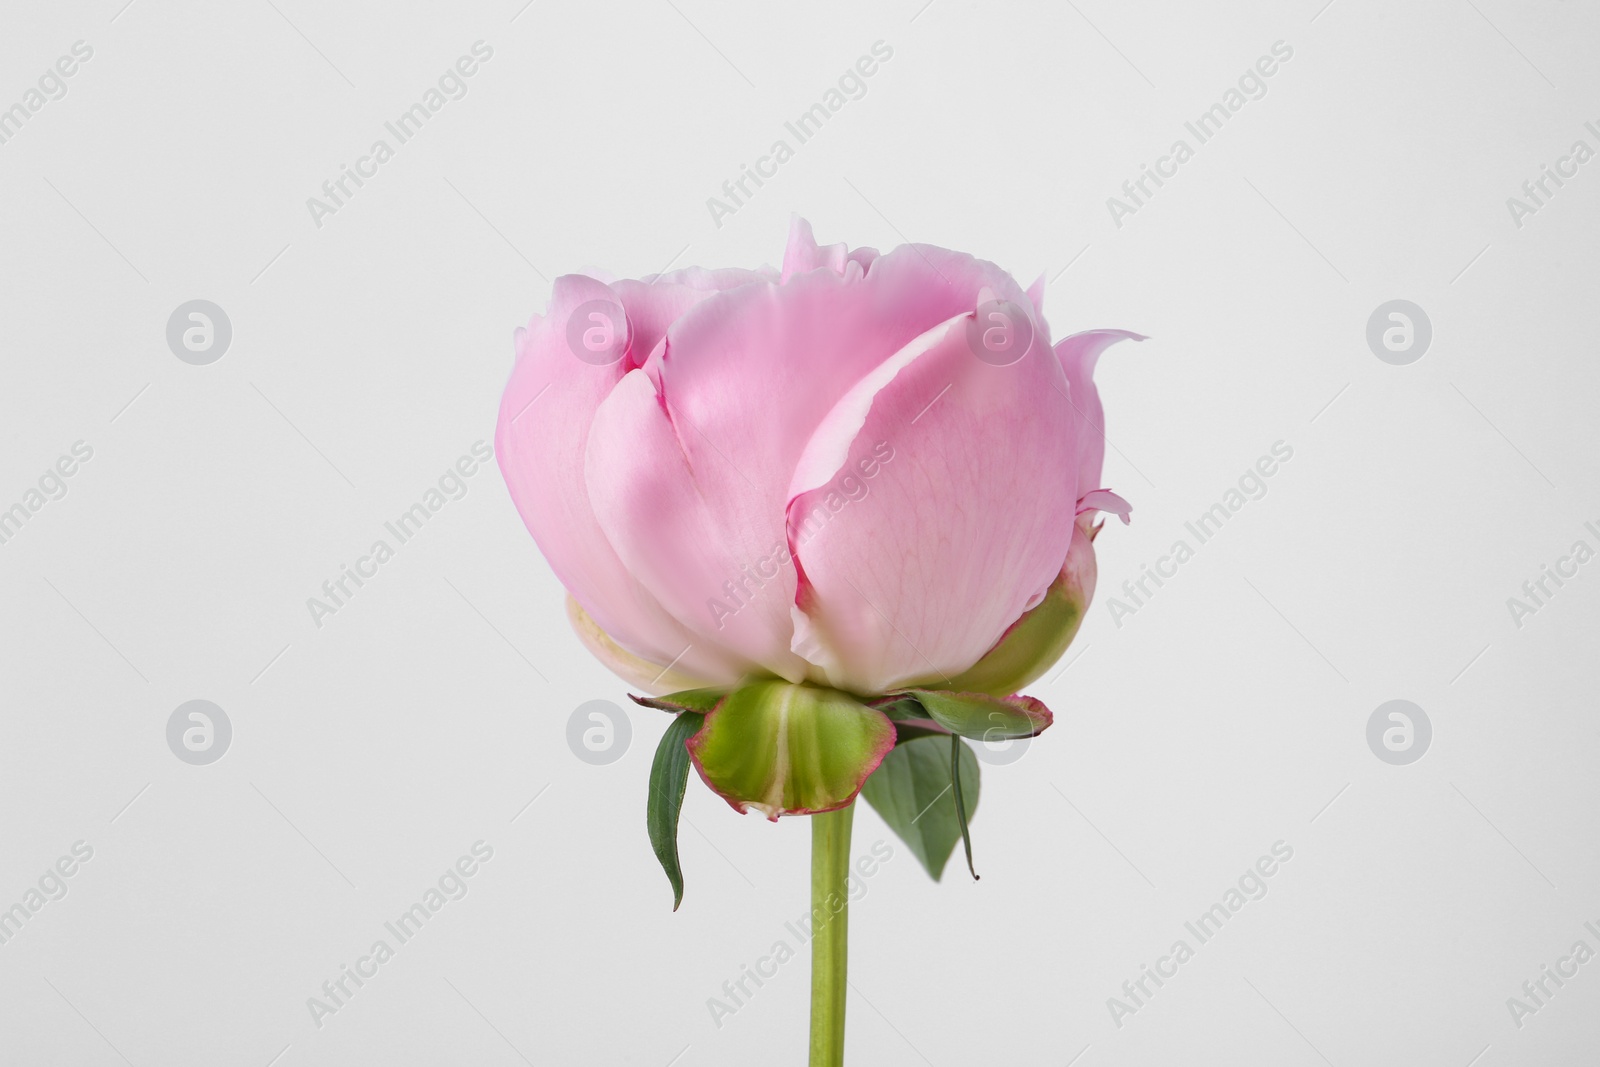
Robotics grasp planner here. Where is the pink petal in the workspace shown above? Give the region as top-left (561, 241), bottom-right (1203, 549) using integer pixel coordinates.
top-left (1025, 272), bottom-right (1046, 315)
top-left (781, 216), bottom-right (848, 280)
top-left (1078, 488), bottom-right (1132, 525)
top-left (612, 267), bottom-right (771, 368)
top-left (647, 265), bottom-right (778, 289)
top-left (847, 245), bottom-right (881, 273)
top-left (782, 217), bottom-right (880, 281)
top-left (785, 308), bottom-right (1079, 694)
top-left (566, 596), bottom-right (715, 696)
top-left (1054, 329), bottom-right (1145, 498)
top-left (494, 275), bottom-right (740, 684)
top-left (584, 369), bottom-right (811, 681)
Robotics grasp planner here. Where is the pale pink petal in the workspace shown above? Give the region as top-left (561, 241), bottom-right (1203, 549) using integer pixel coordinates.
top-left (782, 218), bottom-right (881, 280)
top-left (566, 596), bottom-right (711, 695)
top-left (494, 275), bottom-right (740, 684)
top-left (1025, 272), bottom-right (1046, 315)
top-left (607, 282), bottom-right (704, 369)
top-left (1077, 488), bottom-right (1132, 524)
top-left (612, 267), bottom-right (771, 365)
top-left (781, 216), bottom-right (848, 280)
top-left (847, 245), bottom-right (880, 272)
top-left (646, 265), bottom-right (777, 289)
top-left (584, 369), bottom-right (811, 681)
top-left (785, 309), bottom-right (1079, 694)
top-left (1054, 329), bottom-right (1145, 497)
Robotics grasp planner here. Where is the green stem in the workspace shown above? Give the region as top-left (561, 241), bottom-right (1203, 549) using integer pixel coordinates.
top-left (809, 801), bottom-right (855, 1067)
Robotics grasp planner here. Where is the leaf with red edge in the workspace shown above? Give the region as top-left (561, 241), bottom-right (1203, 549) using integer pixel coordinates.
top-left (896, 689), bottom-right (1053, 742)
top-left (630, 687), bottom-right (728, 714)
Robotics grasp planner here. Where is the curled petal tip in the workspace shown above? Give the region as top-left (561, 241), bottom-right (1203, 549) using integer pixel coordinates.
top-left (1078, 488), bottom-right (1132, 525)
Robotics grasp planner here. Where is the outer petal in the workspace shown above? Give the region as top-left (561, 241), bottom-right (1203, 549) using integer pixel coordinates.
top-left (494, 275), bottom-right (740, 684)
top-left (611, 266), bottom-right (771, 364)
top-left (584, 369), bottom-right (811, 680)
top-left (1025, 272), bottom-right (1046, 316)
top-left (784, 306), bottom-right (1078, 694)
top-left (935, 515), bottom-right (1098, 696)
top-left (567, 597), bottom-right (714, 696)
top-left (1054, 330), bottom-right (1145, 497)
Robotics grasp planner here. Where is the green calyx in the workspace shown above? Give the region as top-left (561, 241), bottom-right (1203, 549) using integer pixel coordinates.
top-left (641, 679), bottom-right (1057, 906)
top-left (686, 681), bottom-right (897, 821)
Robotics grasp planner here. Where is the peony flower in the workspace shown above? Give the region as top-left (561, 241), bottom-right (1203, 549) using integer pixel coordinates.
top-left (495, 218), bottom-right (1143, 1064)
top-left (495, 219), bottom-right (1139, 823)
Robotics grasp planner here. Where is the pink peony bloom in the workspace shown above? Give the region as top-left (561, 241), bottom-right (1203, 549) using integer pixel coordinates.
top-left (496, 218), bottom-right (1139, 701)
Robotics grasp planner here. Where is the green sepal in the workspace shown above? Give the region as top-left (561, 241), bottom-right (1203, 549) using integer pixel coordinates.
top-left (687, 681), bottom-right (896, 821)
top-left (630, 687), bottom-right (728, 714)
top-left (872, 696), bottom-right (951, 745)
top-left (646, 711), bottom-right (703, 910)
top-left (859, 734), bottom-right (980, 881)
top-left (951, 733), bottom-right (978, 881)
top-left (893, 688), bottom-right (1052, 742)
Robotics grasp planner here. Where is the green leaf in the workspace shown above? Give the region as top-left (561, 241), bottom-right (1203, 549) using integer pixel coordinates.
top-left (630, 687), bottom-right (728, 714)
top-left (859, 734), bottom-right (979, 881)
top-left (687, 681), bottom-right (895, 820)
top-left (646, 711), bottom-right (703, 910)
top-left (897, 689), bottom-right (1052, 742)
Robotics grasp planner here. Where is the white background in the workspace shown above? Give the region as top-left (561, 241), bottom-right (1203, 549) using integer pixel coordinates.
top-left (2, 0), bottom-right (1598, 1064)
